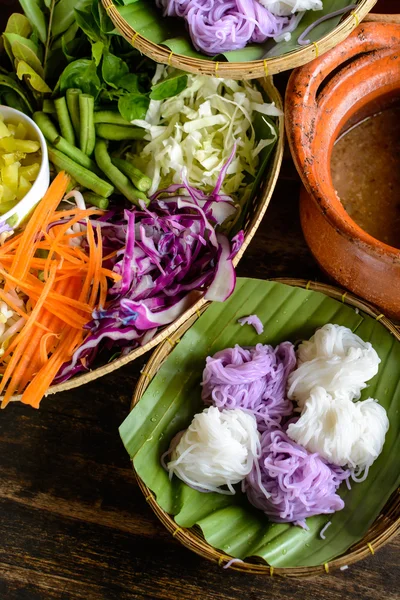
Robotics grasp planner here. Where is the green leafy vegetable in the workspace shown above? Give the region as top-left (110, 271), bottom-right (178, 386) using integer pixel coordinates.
top-left (59, 59), bottom-right (101, 97)
top-left (150, 72), bottom-right (188, 101)
top-left (4, 14), bottom-right (32, 38)
top-left (120, 278), bottom-right (400, 568)
top-left (0, 90), bottom-right (29, 114)
top-left (19, 0), bottom-right (47, 44)
top-left (0, 73), bottom-right (34, 113)
top-left (118, 93), bottom-right (150, 121)
top-left (4, 34), bottom-right (44, 77)
top-left (101, 51), bottom-right (129, 89)
top-left (16, 60), bottom-right (52, 93)
top-left (52, 0), bottom-right (92, 39)
top-left (91, 40), bottom-right (104, 66)
top-left (74, 6), bottom-right (103, 43)
top-left (118, 73), bottom-right (139, 93)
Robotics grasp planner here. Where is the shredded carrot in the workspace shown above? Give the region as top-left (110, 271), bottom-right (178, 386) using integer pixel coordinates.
top-left (0, 264), bottom-right (58, 406)
top-left (17, 277), bottom-right (74, 390)
top-left (40, 332), bottom-right (60, 365)
top-left (7, 173), bottom-right (70, 287)
top-left (89, 225), bottom-right (102, 307)
top-left (99, 275), bottom-right (108, 309)
top-left (0, 171), bottom-right (115, 408)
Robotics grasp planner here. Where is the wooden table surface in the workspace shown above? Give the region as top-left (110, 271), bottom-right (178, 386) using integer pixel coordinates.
top-left (0, 1), bottom-right (399, 599)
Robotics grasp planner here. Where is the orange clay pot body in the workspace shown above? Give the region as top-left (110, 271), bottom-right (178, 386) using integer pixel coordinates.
top-left (285, 22), bottom-right (400, 319)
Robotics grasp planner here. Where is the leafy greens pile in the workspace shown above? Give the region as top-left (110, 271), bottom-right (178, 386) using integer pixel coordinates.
top-left (0, 0), bottom-right (189, 120)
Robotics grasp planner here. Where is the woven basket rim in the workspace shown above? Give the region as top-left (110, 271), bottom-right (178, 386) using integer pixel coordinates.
top-left (102, 0), bottom-right (377, 79)
top-left (22, 78), bottom-right (284, 399)
top-left (129, 277), bottom-right (400, 577)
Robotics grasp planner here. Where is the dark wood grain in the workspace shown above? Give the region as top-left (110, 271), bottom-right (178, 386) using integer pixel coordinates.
top-left (0, 1), bottom-right (398, 599)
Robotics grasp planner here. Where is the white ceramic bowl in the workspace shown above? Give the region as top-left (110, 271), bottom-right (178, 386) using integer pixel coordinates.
top-left (0, 105), bottom-right (49, 229)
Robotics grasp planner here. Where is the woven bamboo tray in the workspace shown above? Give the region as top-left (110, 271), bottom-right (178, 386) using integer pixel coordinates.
top-left (130, 278), bottom-right (400, 577)
top-left (36, 78), bottom-right (284, 396)
top-left (102, 0), bottom-right (377, 80)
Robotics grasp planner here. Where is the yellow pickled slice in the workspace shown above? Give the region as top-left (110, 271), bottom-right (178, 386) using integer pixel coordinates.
top-left (2, 153), bottom-right (16, 167)
top-left (16, 176), bottom-right (31, 200)
top-left (14, 139), bottom-right (40, 153)
top-left (0, 122), bottom-right (11, 139)
top-left (2, 163), bottom-right (20, 193)
top-left (0, 137), bottom-right (16, 152)
top-left (0, 120), bottom-right (41, 201)
top-left (19, 162), bottom-right (40, 181)
top-left (2, 184), bottom-right (16, 203)
top-left (15, 122), bottom-right (27, 140)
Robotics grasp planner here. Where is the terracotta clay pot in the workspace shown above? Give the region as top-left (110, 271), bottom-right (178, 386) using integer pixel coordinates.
top-left (285, 21), bottom-right (400, 319)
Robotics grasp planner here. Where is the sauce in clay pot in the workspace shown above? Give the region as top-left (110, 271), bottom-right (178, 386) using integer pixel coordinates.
top-left (331, 106), bottom-right (400, 249)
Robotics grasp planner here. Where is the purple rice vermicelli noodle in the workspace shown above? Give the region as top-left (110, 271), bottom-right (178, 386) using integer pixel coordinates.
top-left (155, 0), bottom-right (298, 54)
top-left (243, 426), bottom-right (350, 528)
top-left (201, 342), bottom-right (296, 429)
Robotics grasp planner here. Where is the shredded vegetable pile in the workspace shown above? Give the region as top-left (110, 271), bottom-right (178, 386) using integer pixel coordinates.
top-left (129, 71), bottom-right (280, 211)
top-left (0, 172), bottom-right (116, 408)
top-left (56, 175), bottom-right (243, 383)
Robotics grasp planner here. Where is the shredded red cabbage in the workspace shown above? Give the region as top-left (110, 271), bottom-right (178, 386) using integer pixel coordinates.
top-left (156, 0), bottom-right (299, 54)
top-left (201, 343), bottom-right (296, 429)
top-left (243, 426), bottom-right (350, 528)
top-left (54, 179), bottom-right (243, 383)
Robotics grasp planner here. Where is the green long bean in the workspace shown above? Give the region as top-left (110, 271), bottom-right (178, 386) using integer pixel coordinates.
top-left (66, 89), bottom-right (81, 139)
top-left (95, 124), bottom-right (146, 141)
top-left (111, 157), bottom-right (151, 192)
top-left (54, 96), bottom-right (75, 146)
top-left (33, 112), bottom-right (100, 173)
top-left (94, 111), bottom-right (133, 126)
top-left (79, 94), bottom-right (96, 156)
top-left (83, 192), bottom-right (110, 210)
top-left (49, 147), bottom-right (114, 198)
top-left (94, 140), bottom-right (148, 207)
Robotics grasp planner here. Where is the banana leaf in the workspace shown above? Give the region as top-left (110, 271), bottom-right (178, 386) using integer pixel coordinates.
top-left (120, 278), bottom-right (400, 567)
top-left (116, 0), bottom-right (359, 63)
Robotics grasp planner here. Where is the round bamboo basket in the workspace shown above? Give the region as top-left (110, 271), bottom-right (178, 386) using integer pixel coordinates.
top-left (130, 278), bottom-right (400, 577)
top-left (102, 0), bottom-right (377, 80)
top-left (35, 78), bottom-right (284, 396)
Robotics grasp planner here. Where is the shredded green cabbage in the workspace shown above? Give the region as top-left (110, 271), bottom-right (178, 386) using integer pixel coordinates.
top-left (128, 69), bottom-right (280, 204)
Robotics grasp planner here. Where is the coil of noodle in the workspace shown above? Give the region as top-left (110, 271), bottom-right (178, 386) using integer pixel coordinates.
top-left (287, 387), bottom-right (389, 477)
top-left (287, 324), bottom-right (381, 406)
top-left (201, 342), bottom-right (296, 429)
top-left (155, 0), bottom-right (300, 54)
top-left (244, 426), bottom-right (350, 528)
top-left (166, 406), bottom-right (261, 495)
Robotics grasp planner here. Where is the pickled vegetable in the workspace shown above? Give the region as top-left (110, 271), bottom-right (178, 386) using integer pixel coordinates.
top-left (0, 117), bottom-right (41, 207)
